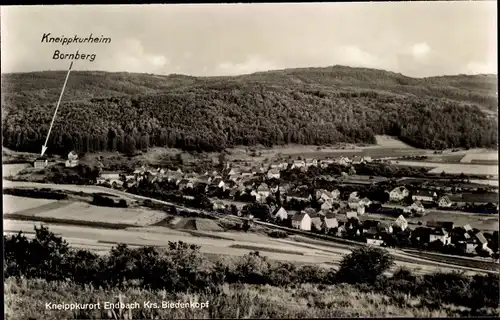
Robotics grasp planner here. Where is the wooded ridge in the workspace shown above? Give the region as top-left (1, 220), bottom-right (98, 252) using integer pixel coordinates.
top-left (1, 65), bottom-right (497, 154)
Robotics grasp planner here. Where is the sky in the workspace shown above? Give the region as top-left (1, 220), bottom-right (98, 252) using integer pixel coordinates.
top-left (1, 2), bottom-right (497, 78)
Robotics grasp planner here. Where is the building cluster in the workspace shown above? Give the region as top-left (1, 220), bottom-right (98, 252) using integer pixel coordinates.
top-left (268, 204), bottom-right (496, 256)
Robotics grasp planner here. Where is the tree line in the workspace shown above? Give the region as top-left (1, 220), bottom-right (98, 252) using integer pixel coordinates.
top-left (2, 70), bottom-right (497, 154)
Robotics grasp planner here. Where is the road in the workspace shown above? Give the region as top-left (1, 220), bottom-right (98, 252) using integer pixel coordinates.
top-left (3, 179), bottom-right (498, 275)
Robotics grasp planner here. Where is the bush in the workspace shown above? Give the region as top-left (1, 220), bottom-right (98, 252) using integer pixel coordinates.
top-left (335, 246), bottom-right (395, 284)
top-left (268, 230), bottom-right (288, 238)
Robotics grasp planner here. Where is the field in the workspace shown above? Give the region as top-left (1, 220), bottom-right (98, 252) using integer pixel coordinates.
top-left (460, 151), bottom-right (499, 164)
top-left (2, 195), bottom-right (59, 214)
top-left (391, 160), bottom-right (498, 176)
top-left (2, 195), bottom-right (167, 227)
top-left (2, 163), bottom-right (30, 177)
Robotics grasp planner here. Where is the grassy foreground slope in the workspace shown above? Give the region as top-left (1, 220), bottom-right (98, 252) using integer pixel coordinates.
top-left (1, 66), bottom-right (497, 154)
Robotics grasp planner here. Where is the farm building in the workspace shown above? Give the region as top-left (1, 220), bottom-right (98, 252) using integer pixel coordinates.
top-left (389, 187), bottom-right (409, 202)
top-left (393, 215), bottom-right (408, 231)
top-left (438, 196), bottom-right (452, 208)
top-left (412, 190), bottom-right (437, 202)
top-left (34, 157), bottom-right (48, 169)
top-left (429, 228), bottom-right (451, 245)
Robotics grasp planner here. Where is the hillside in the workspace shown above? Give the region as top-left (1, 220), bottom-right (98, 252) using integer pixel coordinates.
top-left (1, 65), bottom-right (498, 154)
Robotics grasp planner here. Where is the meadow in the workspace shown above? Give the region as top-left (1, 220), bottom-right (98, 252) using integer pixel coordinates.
top-left (4, 278), bottom-right (469, 320)
top-left (4, 226), bottom-right (500, 319)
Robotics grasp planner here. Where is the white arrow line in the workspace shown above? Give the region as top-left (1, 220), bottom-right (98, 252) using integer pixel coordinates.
top-left (41, 61), bottom-right (74, 156)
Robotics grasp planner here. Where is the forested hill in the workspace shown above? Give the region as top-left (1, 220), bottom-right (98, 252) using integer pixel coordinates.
top-left (1, 65), bottom-right (498, 154)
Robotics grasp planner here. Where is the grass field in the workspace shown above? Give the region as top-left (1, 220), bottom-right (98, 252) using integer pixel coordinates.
top-left (2, 163), bottom-right (30, 177)
top-left (460, 151), bottom-right (499, 164)
top-left (6, 278), bottom-right (477, 319)
top-left (391, 160), bottom-right (498, 176)
top-left (33, 202), bottom-right (167, 226)
top-left (2, 195), bottom-right (58, 214)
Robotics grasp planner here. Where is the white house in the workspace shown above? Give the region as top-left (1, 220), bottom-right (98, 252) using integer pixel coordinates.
top-left (429, 228), bottom-right (451, 245)
top-left (321, 201), bottom-right (333, 211)
top-left (389, 187), bottom-right (409, 202)
top-left (34, 157), bottom-right (48, 169)
top-left (412, 190), bottom-right (437, 202)
top-left (272, 207), bottom-right (288, 221)
top-left (267, 169), bottom-right (281, 180)
top-left (330, 189), bottom-right (341, 200)
top-left (65, 151), bottom-right (79, 168)
top-left (291, 160), bottom-right (306, 169)
top-left (316, 189), bottom-right (334, 203)
top-left (465, 232), bottom-right (489, 254)
top-left (346, 211), bottom-right (358, 219)
top-left (212, 178), bottom-right (225, 189)
top-left (212, 201), bottom-right (226, 210)
top-left (404, 201), bottom-right (425, 214)
top-left (291, 212), bottom-right (311, 231)
top-left (438, 196), bottom-right (452, 208)
top-left (305, 158), bottom-right (318, 167)
top-left (393, 215), bottom-right (408, 231)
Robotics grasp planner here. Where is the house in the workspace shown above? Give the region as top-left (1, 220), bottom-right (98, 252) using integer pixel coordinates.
top-left (178, 179), bottom-right (193, 190)
top-left (437, 196), bottom-right (452, 208)
top-left (212, 178), bottom-right (225, 189)
top-left (389, 187), bottom-right (409, 202)
top-left (320, 159), bottom-right (335, 169)
top-left (377, 222), bottom-right (393, 234)
top-left (65, 151), bottom-right (79, 168)
top-left (197, 175), bottom-right (212, 184)
top-left (224, 180), bottom-right (237, 190)
top-left (335, 157), bottom-right (348, 166)
top-left (228, 174), bottom-right (242, 182)
top-left (272, 207), bottom-right (288, 221)
top-left (359, 197), bottom-right (372, 207)
top-left (322, 213), bottom-right (339, 232)
top-left (426, 221), bottom-right (454, 232)
top-left (362, 220), bottom-right (380, 232)
top-left (351, 156), bottom-right (363, 164)
top-left (348, 191), bottom-right (360, 201)
top-left (228, 168), bottom-right (241, 176)
top-left (257, 183), bottom-right (270, 197)
top-left (362, 156), bottom-right (373, 163)
top-left (412, 190), bottom-right (437, 202)
top-left (429, 228), bottom-right (451, 245)
top-left (34, 157), bottom-right (48, 169)
top-left (316, 189), bottom-right (334, 203)
top-left (346, 211), bottom-right (358, 219)
top-left (267, 168), bottom-right (281, 180)
top-left (305, 158), bottom-right (318, 167)
top-left (212, 201), bottom-right (226, 210)
top-left (365, 227), bottom-right (384, 246)
top-left (463, 232), bottom-right (489, 254)
top-left (240, 169), bottom-right (254, 177)
top-left (330, 189), bottom-right (341, 200)
top-left (291, 212), bottom-right (311, 231)
top-left (310, 213), bottom-right (323, 230)
top-left (393, 215), bottom-right (408, 231)
top-left (404, 201), bottom-right (425, 214)
top-left (291, 160), bottom-right (306, 170)
top-left (321, 201), bottom-right (333, 211)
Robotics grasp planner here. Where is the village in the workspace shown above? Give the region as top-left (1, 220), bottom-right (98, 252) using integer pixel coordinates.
top-left (32, 149), bottom-right (498, 260)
